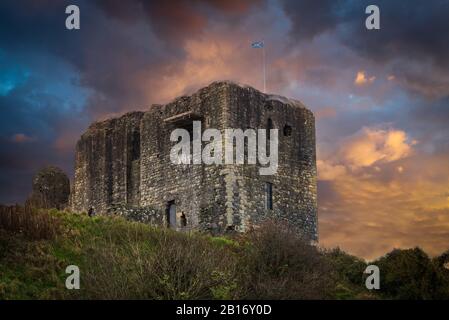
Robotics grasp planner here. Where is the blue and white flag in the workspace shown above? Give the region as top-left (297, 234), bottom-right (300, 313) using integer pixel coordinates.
top-left (251, 40), bottom-right (264, 48)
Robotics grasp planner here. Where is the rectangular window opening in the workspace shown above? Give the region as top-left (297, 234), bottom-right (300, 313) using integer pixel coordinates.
top-left (265, 182), bottom-right (273, 210)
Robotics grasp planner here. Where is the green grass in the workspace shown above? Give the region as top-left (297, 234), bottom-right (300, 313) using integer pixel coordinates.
top-left (2, 209), bottom-right (447, 300)
top-left (0, 211), bottom-right (244, 299)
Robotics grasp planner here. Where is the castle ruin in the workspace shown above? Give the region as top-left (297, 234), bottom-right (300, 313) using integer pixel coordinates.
top-left (70, 81), bottom-right (317, 240)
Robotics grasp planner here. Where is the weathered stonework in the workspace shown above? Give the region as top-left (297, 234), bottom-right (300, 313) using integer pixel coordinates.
top-left (70, 81), bottom-right (318, 241)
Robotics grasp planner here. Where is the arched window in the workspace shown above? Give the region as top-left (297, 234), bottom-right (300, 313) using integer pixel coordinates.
top-left (131, 131), bottom-right (140, 161)
top-left (266, 118), bottom-right (274, 156)
top-left (167, 200), bottom-right (176, 228)
top-left (283, 124), bottom-right (292, 136)
top-left (267, 118), bottom-right (273, 141)
top-left (265, 182), bottom-right (273, 210)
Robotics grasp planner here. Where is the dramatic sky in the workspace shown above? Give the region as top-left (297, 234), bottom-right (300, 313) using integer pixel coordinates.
top-left (1, 0), bottom-right (448, 260)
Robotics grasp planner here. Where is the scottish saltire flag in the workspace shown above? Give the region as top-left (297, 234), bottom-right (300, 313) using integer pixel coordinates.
top-left (251, 40), bottom-right (264, 48)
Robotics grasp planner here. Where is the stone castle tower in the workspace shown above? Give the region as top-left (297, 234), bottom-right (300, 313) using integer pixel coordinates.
top-left (70, 81), bottom-right (317, 240)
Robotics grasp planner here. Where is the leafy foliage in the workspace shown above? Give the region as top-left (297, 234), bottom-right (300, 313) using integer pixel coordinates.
top-left (1, 208), bottom-right (449, 300)
top-left (372, 248), bottom-right (449, 299)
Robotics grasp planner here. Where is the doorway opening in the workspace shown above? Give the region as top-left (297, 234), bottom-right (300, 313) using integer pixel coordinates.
top-left (167, 200), bottom-right (176, 228)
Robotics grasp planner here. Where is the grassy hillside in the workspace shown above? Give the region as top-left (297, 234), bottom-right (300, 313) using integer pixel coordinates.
top-left (0, 207), bottom-right (448, 300)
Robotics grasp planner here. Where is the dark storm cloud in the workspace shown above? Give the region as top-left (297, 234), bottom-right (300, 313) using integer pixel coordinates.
top-left (280, 0), bottom-right (449, 97)
top-left (1, 0), bottom-right (266, 118)
top-left (0, 0), bottom-right (448, 259)
top-left (287, 0), bottom-right (449, 258)
top-left (0, 0), bottom-right (266, 203)
top-left (94, 0), bottom-right (263, 33)
top-left (413, 97), bottom-right (449, 128)
top-left (0, 0), bottom-right (90, 203)
top-left (1, 0), bottom-right (169, 117)
top-left (0, 75), bottom-right (85, 203)
top-left (408, 96), bottom-right (449, 153)
top-left (338, 0), bottom-right (449, 67)
top-left (280, 0), bottom-right (344, 41)
top-left (281, 0), bottom-right (449, 66)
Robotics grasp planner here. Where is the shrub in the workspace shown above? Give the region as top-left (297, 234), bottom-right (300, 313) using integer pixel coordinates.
top-left (373, 247), bottom-right (449, 299)
top-left (324, 248), bottom-right (369, 299)
top-left (80, 229), bottom-right (237, 299)
top-left (0, 205), bottom-right (60, 240)
top-left (3, 208), bottom-right (447, 300)
top-left (235, 220), bottom-right (335, 299)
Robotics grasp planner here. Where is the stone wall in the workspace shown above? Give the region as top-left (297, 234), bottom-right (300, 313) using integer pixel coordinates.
top-left (70, 81), bottom-right (317, 240)
top-left (71, 112), bottom-right (143, 214)
top-left (139, 83), bottom-right (229, 232)
top-left (224, 84), bottom-right (317, 240)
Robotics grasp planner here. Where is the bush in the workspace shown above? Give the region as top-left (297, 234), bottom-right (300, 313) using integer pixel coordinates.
top-left (235, 220), bottom-right (335, 299)
top-left (76, 219), bottom-right (336, 300)
top-left (80, 229), bottom-right (237, 299)
top-left (2, 208), bottom-right (448, 300)
top-left (0, 205), bottom-right (60, 240)
top-left (373, 247), bottom-right (449, 299)
top-left (324, 248), bottom-right (369, 299)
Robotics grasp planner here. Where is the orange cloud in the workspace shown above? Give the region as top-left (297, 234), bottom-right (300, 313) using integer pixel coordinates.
top-left (340, 127), bottom-right (414, 168)
top-left (315, 106), bottom-right (337, 119)
top-left (319, 163), bottom-right (449, 260)
top-left (317, 160), bottom-right (347, 181)
top-left (387, 75), bottom-right (396, 81)
top-left (354, 71), bottom-right (375, 86)
top-left (318, 126), bottom-right (449, 260)
top-left (11, 133), bottom-right (35, 143)
top-left (54, 130), bottom-right (80, 154)
top-left (137, 32), bottom-right (268, 105)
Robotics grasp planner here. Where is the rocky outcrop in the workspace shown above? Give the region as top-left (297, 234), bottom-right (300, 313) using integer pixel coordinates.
top-left (26, 166), bottom-right (70, 210)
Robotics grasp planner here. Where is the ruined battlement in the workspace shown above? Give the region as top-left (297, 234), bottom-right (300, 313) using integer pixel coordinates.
top-left (70, 81), bottom-right (318, 240)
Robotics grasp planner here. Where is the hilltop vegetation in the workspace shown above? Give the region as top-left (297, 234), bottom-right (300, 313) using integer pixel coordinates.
top-left (0, 206), bottom-right (448, 300)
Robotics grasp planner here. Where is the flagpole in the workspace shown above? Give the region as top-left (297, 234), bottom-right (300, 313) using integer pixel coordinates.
top-left (251, 40), bottom-right (266, 93)
top-left (263, 43), bottom-right (266, 93)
